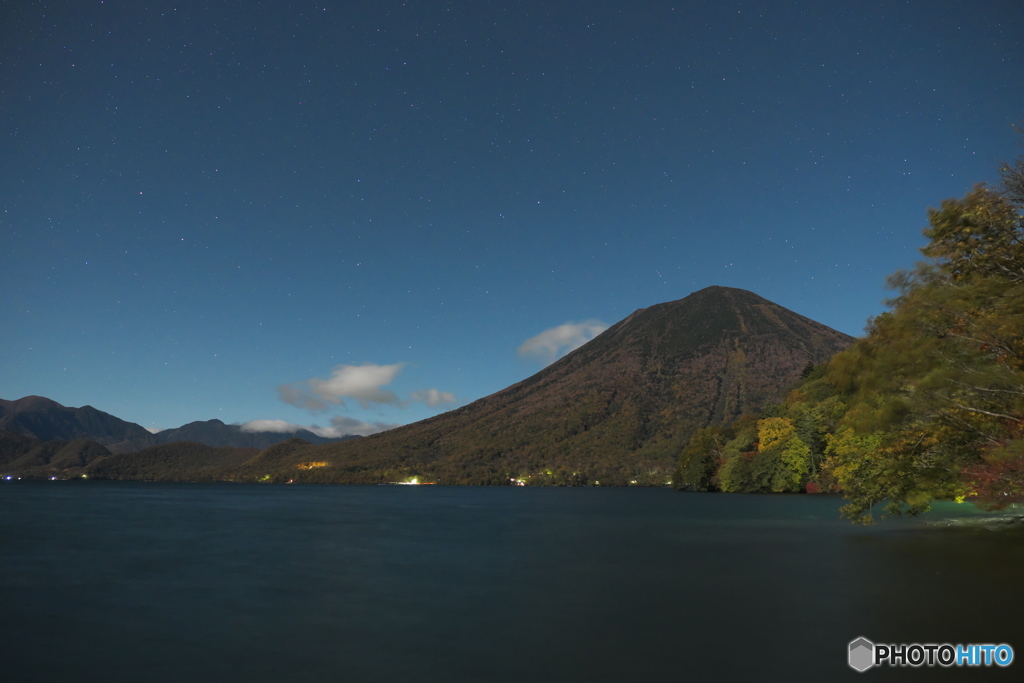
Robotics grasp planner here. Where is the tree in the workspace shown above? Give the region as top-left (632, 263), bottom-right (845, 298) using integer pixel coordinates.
top-left (823, 176), bottom-right (1024, 522)
top-left (675, 426), bottom-right (724, 491)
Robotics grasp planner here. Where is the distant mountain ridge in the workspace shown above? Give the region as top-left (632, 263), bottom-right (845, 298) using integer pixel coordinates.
top-left (0, 396), bottom-right (153, 451)
top-left (149, 419), bottom-right (355, 450)
top-left (0, 396), bottom-right (355, 455)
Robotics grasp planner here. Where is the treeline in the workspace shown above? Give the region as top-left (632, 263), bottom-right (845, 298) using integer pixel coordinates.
top-left (86, 442), bottom-right (260, 482)
top-left (677, 144), bottom-right (1024, 522)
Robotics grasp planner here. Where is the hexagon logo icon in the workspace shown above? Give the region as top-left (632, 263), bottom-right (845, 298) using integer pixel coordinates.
top-left (849, 637), bottom-right (875, 672)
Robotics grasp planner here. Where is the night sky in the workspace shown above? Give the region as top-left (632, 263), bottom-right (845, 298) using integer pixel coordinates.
top-left (3, 1), bottom-right (1023, 435)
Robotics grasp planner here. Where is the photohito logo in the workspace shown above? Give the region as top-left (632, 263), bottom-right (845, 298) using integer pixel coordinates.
top-left (848, 637), bottom-right (1014, 671)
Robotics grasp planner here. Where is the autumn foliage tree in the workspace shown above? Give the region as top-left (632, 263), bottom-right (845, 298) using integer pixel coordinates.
top-left (813, 136), bottom-right (1024, 520)
top-left (823, 178), bottom-right (1024, 521)
top-left (677, 139), bottom-right (1024, 522)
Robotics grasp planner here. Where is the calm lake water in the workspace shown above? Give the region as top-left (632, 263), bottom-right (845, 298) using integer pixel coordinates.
top-left (2, 482), bottom-right (1021, 682)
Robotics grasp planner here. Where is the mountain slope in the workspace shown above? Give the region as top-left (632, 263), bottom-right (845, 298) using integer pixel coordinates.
top-left (87, 442), bottom-right (260, 481)
top-left (250, 286), bottom-right (855, 485)
top-left (0, 430), bottom-right (113, 477)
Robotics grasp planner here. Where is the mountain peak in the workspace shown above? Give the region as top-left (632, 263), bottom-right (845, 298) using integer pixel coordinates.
top-left (1, 395), bottom-right (65, 413)
top-left (558, 286), bottom-right (845, 375)
top-left (691, 284), bottom-right (756, 295)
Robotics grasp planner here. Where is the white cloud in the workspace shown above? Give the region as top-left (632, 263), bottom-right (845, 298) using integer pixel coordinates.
top-left (410, 388), bottom-right (456, 407)
top-left (517, 319), bottom-right (608, 364)
top-left (278, 362), bottom-right (455, 417)
top-left (277, 383), bottom-right (331, 412)
top-left (278, 363), bottom-right (404, 410)
top-left (325, 415), bottom-right (400, 437)
top-left (240, 417), bottom-right (399, 438)
top-left (240, 419), bottom-right (308, 434)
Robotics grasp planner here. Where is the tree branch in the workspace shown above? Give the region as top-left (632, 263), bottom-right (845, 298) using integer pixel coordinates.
top-left (942, 399), bottom-right (1022, 423)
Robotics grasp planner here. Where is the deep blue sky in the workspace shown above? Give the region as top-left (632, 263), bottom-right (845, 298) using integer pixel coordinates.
top-left (3, 0), bottom-right (1023, 435)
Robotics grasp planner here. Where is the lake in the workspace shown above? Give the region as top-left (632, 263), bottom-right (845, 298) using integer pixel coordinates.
top-left (1, 482), bottom-right (1021, 682)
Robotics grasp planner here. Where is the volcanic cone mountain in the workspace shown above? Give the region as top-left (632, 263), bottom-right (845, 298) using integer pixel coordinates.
top-left (261, 286), bottom-right (855, 486)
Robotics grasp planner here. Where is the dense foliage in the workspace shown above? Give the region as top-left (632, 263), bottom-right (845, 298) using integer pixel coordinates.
top-left (677, 148), bottom-right (1024, 522)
